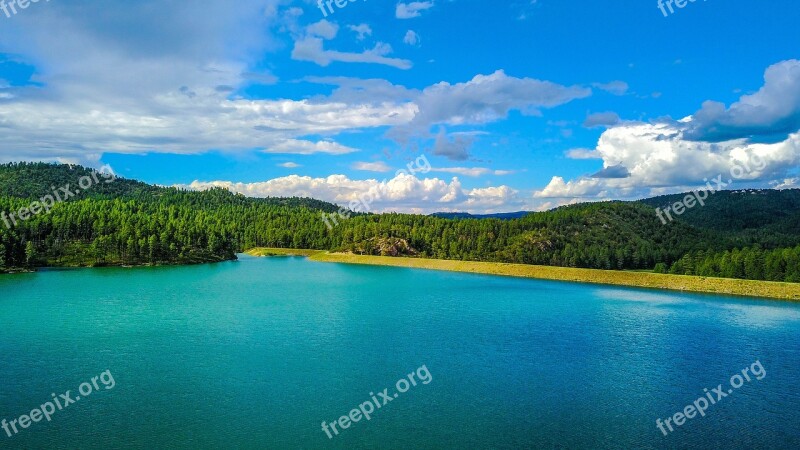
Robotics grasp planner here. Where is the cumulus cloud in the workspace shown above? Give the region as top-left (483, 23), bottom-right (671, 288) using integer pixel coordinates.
top-left (535, 122), bottom-right (800, 199)
top-left (310, 71), bottom-right (590, 141)
top-left (0, 91), bottom-right (414, 160)
top-left (461, 186), bottom-right (520, 211)
top-left (396, 2), bottom-right (435, 19)
top-left (397, 70), bottom-right (591, 135)
top-left (536, 60), bottom-right (800, 202)
top-left (175, 171), bottom-right (529, 214)
top-left (177, 173), bottom-right (458, 213)
top-left (2, 38), bottom-right (587, 165)
top-left (0, 1), bottom-right (422, 164)
top-left (684, 59), bottom-right (800, 142)
top-left (300, 71), bottom-right (590, 161)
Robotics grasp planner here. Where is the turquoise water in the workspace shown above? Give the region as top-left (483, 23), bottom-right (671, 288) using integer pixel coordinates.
top-left (1, 255), bottom-right (799, 449)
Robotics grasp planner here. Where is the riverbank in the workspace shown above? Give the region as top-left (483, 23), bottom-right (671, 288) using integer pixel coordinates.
top-left (245, 248), bottom-right (800, 300)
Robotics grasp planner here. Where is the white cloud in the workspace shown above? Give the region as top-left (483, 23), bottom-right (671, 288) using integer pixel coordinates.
top-left (429, 128), bottom-right (477, 161)
top-left (592, 81), bottom-right (629, 96)
top-left (535, 60), bottom-right (800, 202)
top-left (772, 178), bottom-right (799, 190)
top-left (397, 70), bottom-right (591, 135)
top-left (583, 111), bottom-right (621, 128)
top-left (685, 59), bottom-right (800, 141)
top-left (403, 30), bottom-right (420, 46)
top-left (535, 123), bottom-right (800, 199)
top-left (565, 148), bottom-right (602, 160)
top-left (292, 20), bottom-right (412, 69)
top-left (348, 23), bottom-right (373, 41)
top-left (461, 186), bottom-right (519, 211)
top-left (177, 173), bottom-right (461, 213)
top-left (306, 19), bottom-right (339, 40)
top-left (0, 1), bottom-right (416, 162)
top-left (175, 172), bottom-right (527, 214)
top-left (431, 167), bottom-right (515, 177)
top-left (432, 167), bottom-right (490, 177)
top-left (266, 140), bottom-right (359, 155)
top-left (352, 161), bottom-right (392, 172)
top-left (396, 2), bottom-right (435, 19)
top-left (278, 162), bottom-right (301, 168)
top-left (0, 94), bottom-right (414, 159)
top-left (292, 37), bottom-right (412, 69)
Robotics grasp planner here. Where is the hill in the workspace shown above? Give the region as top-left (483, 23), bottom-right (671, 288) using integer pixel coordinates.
top-left (430, 211), bottom-right (531, 220)
top-left (0, 163), bottom-right (798, 282)
top-left (638, 189), bottom-right (800, 248)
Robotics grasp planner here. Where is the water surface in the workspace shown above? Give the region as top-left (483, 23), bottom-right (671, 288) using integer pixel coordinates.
top-left (1, 255), bottom-right (798, 449)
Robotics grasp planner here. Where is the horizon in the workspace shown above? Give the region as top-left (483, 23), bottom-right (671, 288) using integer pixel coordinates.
top-left (1, 1), bottom-right (799, 215)
top-left (2, 160), bottom-right (798, 216)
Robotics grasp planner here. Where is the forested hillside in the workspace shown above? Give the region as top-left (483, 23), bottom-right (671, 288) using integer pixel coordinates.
top-left (640, 189), bottom-right (800, 248)
top-left (1, 163), bottom-right (798, 282)
top-left (0, 163), bottom-right (340, 270)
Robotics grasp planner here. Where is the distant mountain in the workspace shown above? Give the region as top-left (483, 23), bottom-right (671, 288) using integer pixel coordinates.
top-left (430, 211), bottom-right (531, 220)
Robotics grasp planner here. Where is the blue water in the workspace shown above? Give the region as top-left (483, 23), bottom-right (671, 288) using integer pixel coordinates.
top-left (0, 255), bottom-right (799, 449)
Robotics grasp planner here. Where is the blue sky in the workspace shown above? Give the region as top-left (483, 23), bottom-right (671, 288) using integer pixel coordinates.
top-left (0, 0), bottom-right (799, 213)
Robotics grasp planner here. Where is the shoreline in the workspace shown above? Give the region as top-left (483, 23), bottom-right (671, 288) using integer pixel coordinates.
top-left (245, 248), bottom-right (800, 301)
top-left (0, 255), bottom-right (236, 276)
top-left (245, 248), bottom-right (323, 257)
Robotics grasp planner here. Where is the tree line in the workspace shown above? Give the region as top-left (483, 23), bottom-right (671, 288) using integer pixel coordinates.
top-left (1, 162), bottom-right (798, 283)
top-left (657, 245), bottom-right (800, 282)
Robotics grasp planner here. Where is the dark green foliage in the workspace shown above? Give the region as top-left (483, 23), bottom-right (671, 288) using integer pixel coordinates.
top-left (640, 189), bottom-right (800, 248)
top-left (333, 202), bottom-right (713, 271)
top-left (668, 245), bottom-right (800, 282)
top-left (0, 163), bottom-right (340, 270)
top-left (0, 163), bottom-right (798, 283)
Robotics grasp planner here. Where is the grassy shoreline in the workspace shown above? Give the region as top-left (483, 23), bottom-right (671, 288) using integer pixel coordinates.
top-left (246, 248), bottom-right (800, 301)
top-left (245, 248), bottom-right (324, 257)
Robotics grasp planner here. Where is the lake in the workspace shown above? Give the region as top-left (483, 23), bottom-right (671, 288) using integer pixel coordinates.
top-left (1, 255), bottom-right (799, 449)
